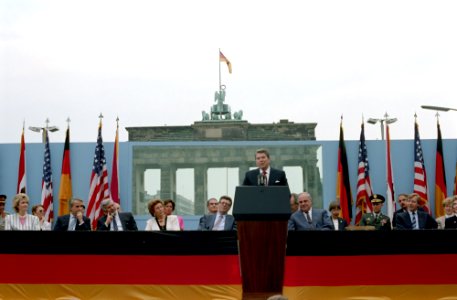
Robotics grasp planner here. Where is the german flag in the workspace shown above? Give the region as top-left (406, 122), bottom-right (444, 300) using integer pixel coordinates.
top-left (58, 126), bottom-right (72, 216)
top-left (336, 118), bottom-right (352, 224)
top-left (434, 119), bottom-right (447, 217)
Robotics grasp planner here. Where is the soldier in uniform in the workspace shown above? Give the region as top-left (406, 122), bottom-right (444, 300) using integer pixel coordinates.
top-left (0, 194), bottom-right (9, 230)
top-left (359, 194), bottom-right (392, 231)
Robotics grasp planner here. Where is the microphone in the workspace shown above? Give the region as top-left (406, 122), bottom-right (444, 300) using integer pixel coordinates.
top-left (257, 174), bottom-right (267, 186)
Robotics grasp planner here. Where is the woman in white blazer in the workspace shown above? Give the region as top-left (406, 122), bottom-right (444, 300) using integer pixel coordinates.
top-left (5, 193), bottom-right (40, 231)
top-left (145, 199), bottom-right (180, 231)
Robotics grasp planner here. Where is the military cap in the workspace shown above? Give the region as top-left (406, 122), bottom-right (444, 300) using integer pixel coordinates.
top-left (369, 194), bottom-right (385, 203)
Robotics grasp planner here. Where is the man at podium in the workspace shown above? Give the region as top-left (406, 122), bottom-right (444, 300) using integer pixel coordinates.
top-left (242, 149), bottom-right (288, 186)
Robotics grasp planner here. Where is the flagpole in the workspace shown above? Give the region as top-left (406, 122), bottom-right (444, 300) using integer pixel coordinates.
top-left (218, 48), bottom-right (221, 92)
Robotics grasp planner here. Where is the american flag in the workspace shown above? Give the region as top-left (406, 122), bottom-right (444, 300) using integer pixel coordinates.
top-left (355, 122), bottom-right (373, 225)
top-left (86, 120), bottom-right (110, 229)
top-left (413, 120), bottom-right (430, 213)
top-left (41, 129), bottom-right (54, 222)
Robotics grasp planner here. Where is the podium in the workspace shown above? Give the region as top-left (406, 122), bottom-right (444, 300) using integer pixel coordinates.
top-left (233, 186), bottom-right (291, 299)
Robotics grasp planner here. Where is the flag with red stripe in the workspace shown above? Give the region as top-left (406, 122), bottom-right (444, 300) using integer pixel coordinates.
top-left (110, 120), bottom-right (120, 204)
top-left (41, 129), bottom-right (54, 222)
top-left (413, 119), bottom-right (430, 213)
top-left (219, 50), bottom-right (232, 74)
top-left (86, 119), bottom-right (110, 229)
top-left (434, 119), bottom-right (447, 217)
top-left (336, 119), bottom-right (353, 224)
top-left (58, 125), bottom-right (72, 216)
top-left (17, 126), bottom-right (27, 194)
top-left (454, 163), bottom-right (457, 195)
top-left (386, 123), bottom-right (395, 221)
top-left (355, 122), bottom-right (373, 225)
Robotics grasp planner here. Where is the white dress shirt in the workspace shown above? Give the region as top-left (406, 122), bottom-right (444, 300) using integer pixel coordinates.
top-left (212, 213), bottom-right (226, 231)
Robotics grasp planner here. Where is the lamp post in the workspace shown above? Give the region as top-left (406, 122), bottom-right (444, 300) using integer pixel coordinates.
top-left (29, 118), bottom-right (59, 142)
top-left (421, 105), bottom-right (457, 112)
top-left (367, 113), bottom-right (397, 140)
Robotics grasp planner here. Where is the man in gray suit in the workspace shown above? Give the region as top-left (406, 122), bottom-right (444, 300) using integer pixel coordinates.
top-left (198, 196), bottom-right (236, 231)
top-left (288, 192), bottom-right (332, 230)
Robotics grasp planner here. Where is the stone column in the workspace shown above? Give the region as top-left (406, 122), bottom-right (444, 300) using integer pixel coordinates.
top-left (194, 166), bottom-right (207, 215)
top-left (133, 165), bottom-right (146, 214)
top-left (161, 165), bottom-right (176, 200)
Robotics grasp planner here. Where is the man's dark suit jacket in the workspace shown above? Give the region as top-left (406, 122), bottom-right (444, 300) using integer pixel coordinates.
top-left (392, 208), bottom-right (406, 228)
top-left (53, 214), bottom-right (91, 231)
top-left (445, 215), bottom-right (457, 229)
top-left (198, 214), bottom-right (237, 231)
top-left (393, 207), bottom-right (424, 227)
top-left (288, 209), bottom-right (333, 231)
top-left (330, 217), bottom-right (348, 231)
top-left (242, 167), bottom-right (288, 186)
top-left (96, 212), bottom-right (138, 231)
top-left (395, 210), bottom-right (438, 230)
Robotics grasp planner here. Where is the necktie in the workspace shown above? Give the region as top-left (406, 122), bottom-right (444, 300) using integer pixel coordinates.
top-left (262, 170), bottom-right (268, 186)
top-left (112, 217), bottom-right (118, 231)
top-left (69, 216), bottom-right (76, 231)
top-left (213, 215), bottom-right (224, 231)
top-left (411, 212), bottom-right (417, 229)
top-left (305, 211), bottom-right (312, 224)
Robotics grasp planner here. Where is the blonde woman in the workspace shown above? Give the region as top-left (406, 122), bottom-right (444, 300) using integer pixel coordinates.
top-left (5, 193), bottom-right (40, 231)
top-left (437, 196), bottom-right (457, 229)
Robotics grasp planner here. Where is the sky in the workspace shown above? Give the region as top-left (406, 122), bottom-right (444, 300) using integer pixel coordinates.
top-left (1, 0), bottom-right (457, 144)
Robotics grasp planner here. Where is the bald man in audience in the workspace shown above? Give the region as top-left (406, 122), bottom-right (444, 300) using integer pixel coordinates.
top-left (288, 192), bottom-right (332, 230)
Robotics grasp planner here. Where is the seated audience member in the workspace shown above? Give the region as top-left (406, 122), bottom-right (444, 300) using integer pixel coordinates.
top-left (163, 199), bottom-right (184, 230)
top-left (199, 196), bottom-right (236, 231)
top-left (392, 193), bottom-right (408, 228)
top-left (5, 193), bottom-right (40, 231)
top-left (97, 199), bottom-right (138, 231)
top-left (206, 197), bottom-right (219, 214)
top-left (145, 199), bottom-right (180, 231)
top-left (445, 197), bottom-right (457, 229)
top-left (0, 194), bottom-right (9, 230)
top-left (396, 193), bottom-right (438, 230)
top-left (359, 194), bottom-right (391, 231)
top-left (53, 198), bottom-right (91, 231)
top-left (32, 204), bottom-right (51, 230)
top-left (436, 197), bottom-right (455, 229)
top-left (288, 192), bottom-right (332, 230)
top-left (328, 200), bottom-right (347, 231)
top-left (290, 193), bottom-right (299, 213)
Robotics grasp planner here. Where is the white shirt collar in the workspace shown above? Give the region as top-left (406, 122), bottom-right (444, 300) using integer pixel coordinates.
top-left (259, 166), bottom-right (271, 174)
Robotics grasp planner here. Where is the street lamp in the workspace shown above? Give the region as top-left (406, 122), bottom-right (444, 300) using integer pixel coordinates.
top-left (421, 105), bottom-right (457, 112)
top-left (367, 113), bottom-right (397, 140)
top-left (29, 118), bottom-right (59, 142)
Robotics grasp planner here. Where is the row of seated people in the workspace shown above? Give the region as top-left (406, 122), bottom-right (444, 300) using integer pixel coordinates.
top-left (0, 193), bottom-right (236, 231)
top-left (289, 192), bottom-right (457, 230)
top-left (2, 192), bottom-right (456, 231)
